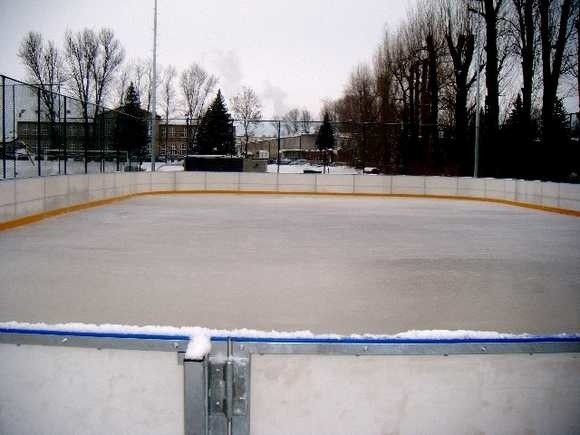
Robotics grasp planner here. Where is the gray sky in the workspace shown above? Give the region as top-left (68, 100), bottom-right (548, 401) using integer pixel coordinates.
top-left (0, 0), bottom-right (413, 118)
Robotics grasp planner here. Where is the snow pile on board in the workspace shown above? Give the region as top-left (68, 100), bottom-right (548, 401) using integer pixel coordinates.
top-left (2, 321), bottom-right (579, 360)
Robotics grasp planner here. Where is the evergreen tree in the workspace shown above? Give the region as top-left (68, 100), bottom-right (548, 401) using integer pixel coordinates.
top-left (113, 82), bottom-right (148, 164)
top-left (195, 90), bottom-right (235, 155)
top-left (316, 112), bottom-right (336, 150)
top-left (316, 112), bottom-right (336, 172)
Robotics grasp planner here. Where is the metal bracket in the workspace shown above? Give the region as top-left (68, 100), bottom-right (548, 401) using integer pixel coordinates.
top-left (208, 356), bottom-right (250, 417)
top-left (206, 341), bottom-right (251, 435)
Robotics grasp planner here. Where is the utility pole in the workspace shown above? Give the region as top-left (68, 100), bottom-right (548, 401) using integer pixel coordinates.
top-left (150, 0), bottom-right (158, 172)
top-left (277, 121), bottom-right (281, 174)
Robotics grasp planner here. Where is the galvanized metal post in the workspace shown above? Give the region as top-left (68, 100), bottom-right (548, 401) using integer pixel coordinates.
top-left (100, 107), bottom-right (105, 173)
top-left (12, 83), bottom-right (16, 178)
top-left (63, 97), bottom-right (67, 175)
top-left (277, 121), bottom-right (281, 174)
top-left (150, 0), bottom-right (158, 172)
top-left (2, 75), bottom-right (6, 179)
top-left (37, 87), bottom-right (41, 177)
top-left (184, 358), bottom-right (208, 435)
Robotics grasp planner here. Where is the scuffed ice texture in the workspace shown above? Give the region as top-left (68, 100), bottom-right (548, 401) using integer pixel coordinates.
top-left (1, 196), bottom-right (579, 335)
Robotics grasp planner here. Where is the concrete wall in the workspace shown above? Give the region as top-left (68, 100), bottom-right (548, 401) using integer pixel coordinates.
top-left (1, 173), bottom-right (579, 224)
top-left (0, 343), bottom-right (183, 435)
top-left (251, 353), bottom-right (580, 435)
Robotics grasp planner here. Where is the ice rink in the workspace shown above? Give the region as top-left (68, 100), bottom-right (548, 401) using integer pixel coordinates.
top-left (1, 194), bottom-right (579, 335)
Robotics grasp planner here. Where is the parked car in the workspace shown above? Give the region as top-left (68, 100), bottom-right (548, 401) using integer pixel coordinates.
top-left (363, 167), bottom-right (380, 175)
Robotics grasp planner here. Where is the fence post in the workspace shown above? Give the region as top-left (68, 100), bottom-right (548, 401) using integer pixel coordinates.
top-left (37, 87), bottom-right (41, 177)
top-left (184, 359), bottom-right (208, 435)
top-left (277, 121), bottom-right (281, 174)
top-left (2, 75), bottom-right (6, 179)
top-left (12, 83), bottom-right (16, 178)
top-left (63, 97), bottom-right (67, 175)
top-left (100, 107), bottom-right (104, 173)
top-left (116, 113), bottom-right (120, 172)
top-left (84, 114), bottom-right (88, 175)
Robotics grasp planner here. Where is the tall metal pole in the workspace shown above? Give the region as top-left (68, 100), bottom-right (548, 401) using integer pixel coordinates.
top-left (63, 97), bottom-right (68, 175)
top-left (12, 84), bottom-right (16, 177)
top-left (474, 16), bottom-right (482, 178)
top-left (277, 121), bottom-right (281, 174)
top-left (37, 88), bottom-right (41, 177)
top-left (150, 0), bottom-right (158, 172)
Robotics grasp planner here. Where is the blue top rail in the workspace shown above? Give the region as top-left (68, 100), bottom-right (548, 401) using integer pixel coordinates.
top-left (2, 326), bottom-right (580, 345)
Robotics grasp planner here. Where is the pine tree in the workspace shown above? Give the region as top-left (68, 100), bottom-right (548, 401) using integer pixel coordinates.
top-left (195, 90), bottom-right (235, 155)
top-left (113, 82), bottom-right (148, 164)
top-left (316, 112), bottom-right (336, 172)
top-left (316, 112), bottom-right (336, 150)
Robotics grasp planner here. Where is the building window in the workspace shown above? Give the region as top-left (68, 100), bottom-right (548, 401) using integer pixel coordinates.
top-left (169, 126), bottom-right (175, 137)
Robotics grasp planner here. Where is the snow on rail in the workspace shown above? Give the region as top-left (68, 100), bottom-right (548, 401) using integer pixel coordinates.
top-left (2, 321), bottom-right (579, 360)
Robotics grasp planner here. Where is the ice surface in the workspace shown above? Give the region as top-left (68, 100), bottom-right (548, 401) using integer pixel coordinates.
top-left (1, 194), bottom-right (579, 335)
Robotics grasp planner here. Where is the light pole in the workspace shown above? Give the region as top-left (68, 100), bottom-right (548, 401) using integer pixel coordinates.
top-left (150, 0), bottom-right (158, 172)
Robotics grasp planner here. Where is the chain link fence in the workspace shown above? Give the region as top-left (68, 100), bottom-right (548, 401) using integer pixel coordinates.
top-left (2, 73), bottom-right (460, 179)
top-left (0, 74), bottom-right (146, 179)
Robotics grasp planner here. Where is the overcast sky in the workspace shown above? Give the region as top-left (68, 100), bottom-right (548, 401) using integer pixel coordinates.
top-left (0, 0), bottom-right (414, 118)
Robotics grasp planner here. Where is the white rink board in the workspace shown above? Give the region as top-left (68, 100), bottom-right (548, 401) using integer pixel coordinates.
top-left (0, 343), bottom-right (184, 435)
top-left (251, 353), bottom-right (580, 435)
top-left (1, 174), bottom-right (579, 225)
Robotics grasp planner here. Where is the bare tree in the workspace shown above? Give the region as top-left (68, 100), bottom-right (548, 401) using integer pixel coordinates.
top-left (114, 65), bottom-right (131, 106)
top-left (231, 86), bottom-right (262, 156)
top-left (508, 0), bottom-right (539, 136)
top-left (300, 110), bottom-right (313, 134)
top-left (65, 28), bottom-right (124, 171)
top-left (539, 0), bottom-right (576, 142)
top-left (64, 29), bottom-right (98, 169)
top-left (469, 0), bottom-right (507, 165)
top-left (576, 10), bottom-right (580, 109)
top-left (160, 66), bottom-right (177, 159)
top-left (18, 32), bottom-right (66, 123)
top-left (180, 63), bottom-right (218, 151)
top-left (443, 0), bottom-right (478, 165)
top-left (92, 29), bottom-right (124, 115)
top-left (417, 0), bottom-right (446, 143)
top-left (374, 31), bottom-right (396, 124)
top-left (576, 11), bottom-right (580, 109)
top-left (282, 108), bottom-right (301, 135)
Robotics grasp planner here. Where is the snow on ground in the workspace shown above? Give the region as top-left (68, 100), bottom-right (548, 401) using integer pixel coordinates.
top-left (1, 160), bottom-right (121, 178)
top-left (0, 160), bottom-right (361, 178)
top-left (267, 163), bottom-right (359, 174)
top-left (1, 194), bottom-right (579, 336)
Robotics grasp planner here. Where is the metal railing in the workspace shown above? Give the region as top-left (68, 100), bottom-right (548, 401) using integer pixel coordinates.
top-left (0, 74), bottom-right (147, 179)
top-left (1, 326), bottom-right (579, 435)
